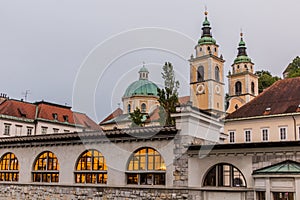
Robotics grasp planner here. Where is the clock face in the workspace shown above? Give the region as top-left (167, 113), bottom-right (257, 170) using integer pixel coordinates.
top-left (196, 84), bottom-right (205, 94)
top-left (215, 85), bottom-right (221, 94)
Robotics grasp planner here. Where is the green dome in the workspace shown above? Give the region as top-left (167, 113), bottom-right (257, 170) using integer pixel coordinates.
top-left (234, 55), bottom-right (252, 64)
top-left (139, 66), bottom-right (149, 73)
top-left (198, 36), bottom-right (216, 45)
top-left (123, 79), bottom-right (159, 98)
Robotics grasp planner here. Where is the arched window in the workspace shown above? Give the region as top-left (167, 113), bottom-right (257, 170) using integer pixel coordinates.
top-left (197, 66), bottom-right (204, 82)
top-left (128, 104), bottom-right (131, 113)
top-left (204, 163), bottom-right (246, 187)
top-left (251, 82), bottom-right (255, 94)
top-left (141, 103), bottom-right (146, 113)
top-left (235, 81), bottom-right (242, 95)
top-left (75, 149), bottom-right (107, 184)
top-left (215, 66), bottom-right (220, 82)
top-left (32, 151), bottom-right (59, 183)
top-left (127, 147), bottom-right (166, 185)
top-left (0, 153), bottom-right (19, 182)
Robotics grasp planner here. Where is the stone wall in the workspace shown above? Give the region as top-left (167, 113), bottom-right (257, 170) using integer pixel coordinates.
top-left (0, 184), bottom-right (199, 200)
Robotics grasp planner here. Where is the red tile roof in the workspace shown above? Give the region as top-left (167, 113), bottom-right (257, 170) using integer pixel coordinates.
top-left (36, 102), bottom-right (75, 124)
top-left (226, 77), bottom-right (300, 120)
top-left (0, 99), bottom-right (100, 130)
top-left (178, 96), bottom-right (190, 105)
top-left (99, 108), bottom-right (123, 125)
top-left (0, 99), bottom-right (36, 119)
top-left (73, 112), bottom-right (102, 130)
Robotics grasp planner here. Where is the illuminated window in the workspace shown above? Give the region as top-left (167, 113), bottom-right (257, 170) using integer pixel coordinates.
top-left (203, 163), bottom-right (246, 187)
top-left (127, 147), bottom-right (166, 185)
top-left (0, 153), bottom-right (19, 182)
top-left (32, 151), bottom-right (59, 183)
top-left (197, 66), bottom-right (204, 82)
top-left (75, 149), bottom-right (107, 184)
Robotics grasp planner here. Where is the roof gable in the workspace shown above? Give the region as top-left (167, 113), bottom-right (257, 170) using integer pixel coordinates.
top-left (253, 160), bottom-right (300, 175)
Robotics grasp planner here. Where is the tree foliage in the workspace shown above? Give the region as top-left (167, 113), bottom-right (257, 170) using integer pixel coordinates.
top-left (129, 108), bottom-right (144, 127)
top-left (287, 56), bottom-right (300, 78)
top-left (255, 70), bottom-right (281, 93)
top-left (157, 62), bottom-right (180, 126)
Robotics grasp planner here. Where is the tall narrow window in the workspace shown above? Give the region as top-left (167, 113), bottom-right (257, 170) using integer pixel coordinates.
top-left (0, 153), bottom-right (19, 182)
top-left (279, 127), bottom-right (287, 140)
top-left (75, 149), bottom-right (107, 184)
top-left (251, 82), bottom-right (255, 94)
top-left (32, 151), bottom-right (59, 183)
top-left (229, 131), bottom-right (235, 143)
top-left (141, 103), bottom-right (146, 113)
top-left (245, 130), bottom-right (251, 142)
top-left (262, 129), bottom-right (269, 141)
top-left (235, 81), bottom-right (242, 95)
top-left (4, 124), bottom-right (11, 136)
top-left (215, 66), bottom-right (220, 82)
top-left (197, 66), bottom-right (204, 82)
top-left (127, 104), bottom-right (131, 113)
top-left (203, 163), bottom-right (246, 187)
top-left (127, 147), bottom-right (166, 185)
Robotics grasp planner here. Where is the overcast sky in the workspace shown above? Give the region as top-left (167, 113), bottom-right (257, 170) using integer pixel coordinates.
top-left (0, 0), bottom-right (299, 122)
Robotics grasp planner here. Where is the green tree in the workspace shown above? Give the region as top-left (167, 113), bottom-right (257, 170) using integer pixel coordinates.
top-left (255, 70), bottom-right (281, 93)
top-left (287, 56), bottom-right (300, 78)
top-left (157, 62), bottom-right (180, 126)
top-left (129, 108), bottom-right (144, 127)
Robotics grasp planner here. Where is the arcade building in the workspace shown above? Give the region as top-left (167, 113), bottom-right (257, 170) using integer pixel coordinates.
top-left (0, 11), bottom-right (299, 200)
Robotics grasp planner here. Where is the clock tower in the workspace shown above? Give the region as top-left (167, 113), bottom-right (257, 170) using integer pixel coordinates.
top-left (190, 11), bottom-right (225, 116)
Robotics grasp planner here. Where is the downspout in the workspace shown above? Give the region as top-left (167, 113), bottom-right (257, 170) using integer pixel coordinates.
top-left (292, 115), bottom-right (297, 140)
top-left (34, 105), bottom-right (39, 135)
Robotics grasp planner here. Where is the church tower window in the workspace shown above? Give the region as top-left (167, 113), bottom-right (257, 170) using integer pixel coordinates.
top-left (215, 66), bottom-right (220, 82)
top-left (197, 66), bottom-right (204, 82)
top-left (251, 82), bottom-right (255, 94)
top-left (235, 81), bottom-right (242, 95)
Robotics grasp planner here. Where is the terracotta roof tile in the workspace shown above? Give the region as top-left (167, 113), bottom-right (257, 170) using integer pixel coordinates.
top-left (36, 102), bottom-right (75, 124)
top-left (73, 112), bottom-right (101, 130)
top-left (0, 99), bottom-right (36, 119)
top-left (226, 77), bottom-right (300, 119)
top-left (99, 108), bottom-right (123, 125)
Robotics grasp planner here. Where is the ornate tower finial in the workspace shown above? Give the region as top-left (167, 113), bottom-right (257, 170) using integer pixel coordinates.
top-left (204, 5), bottom-right (208, 16)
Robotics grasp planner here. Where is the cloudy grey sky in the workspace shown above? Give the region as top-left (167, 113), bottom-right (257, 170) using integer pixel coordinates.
top-left (0, 0), bottom-right (299, 122)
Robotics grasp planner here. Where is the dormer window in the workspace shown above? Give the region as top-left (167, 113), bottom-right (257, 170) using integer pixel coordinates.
top-left (63, 115), bottom-right (69, 122)
top-left (52, 113), bottom-right (58, 120)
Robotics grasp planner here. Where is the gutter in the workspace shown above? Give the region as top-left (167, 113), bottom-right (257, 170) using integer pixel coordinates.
top-left (226, 112), bottom-right (300, 122)
top-left (292, 115), bottom-right (297, 140)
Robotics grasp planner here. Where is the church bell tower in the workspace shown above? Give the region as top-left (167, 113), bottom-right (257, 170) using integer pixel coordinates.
top-left (190, 11), bottom-right (225, 116)
top-left (226, 32), bottom-right (258, 113)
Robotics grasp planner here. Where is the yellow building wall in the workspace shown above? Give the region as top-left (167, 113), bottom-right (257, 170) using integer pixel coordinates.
top-left (225, 115), bottom-right (300, 143)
